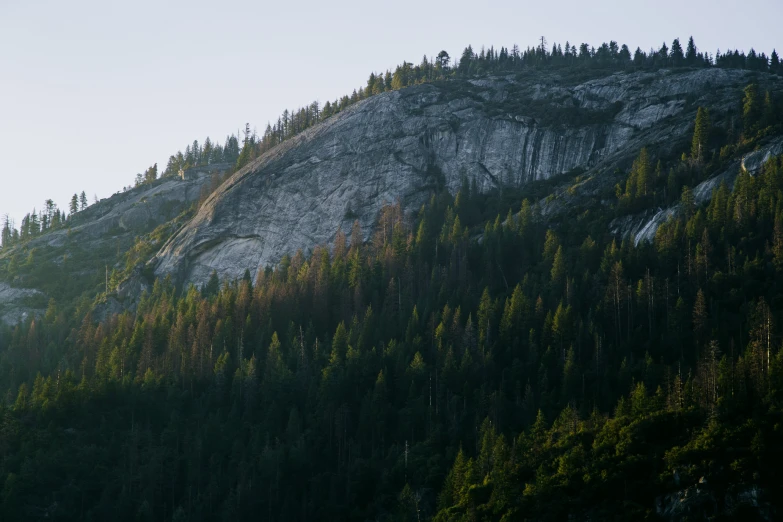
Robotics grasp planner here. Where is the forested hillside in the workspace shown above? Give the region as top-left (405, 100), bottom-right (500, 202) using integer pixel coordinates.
top-left (1, 37), bottom-right (783, 521)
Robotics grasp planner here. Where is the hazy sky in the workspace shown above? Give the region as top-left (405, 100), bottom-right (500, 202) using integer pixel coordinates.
top-left (0, 0), bottom-right (780, 226)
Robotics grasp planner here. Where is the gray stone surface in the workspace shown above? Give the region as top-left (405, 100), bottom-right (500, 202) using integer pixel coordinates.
top-left (154, 68), bottom-right (779, 287)
top-left (0, 282), bottom-right (44, 325)
top-left (1, 175), bottom-right (213, 255)
top-left (181, 163), bottom-right (232, 181)
top-left (742, 141), bottom-right (783, 173)
top-left (0, 171), bottom-right (213, 321)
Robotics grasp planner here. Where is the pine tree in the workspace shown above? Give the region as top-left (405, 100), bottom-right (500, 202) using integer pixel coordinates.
top-left (236, 143), bottom-right (252, 170)
top-left (670, 38), bottom-right (684, 66)
top-left (143, 163), bottom-right (158, 184)
top-left (666, 169), bottom-right (679, 204)
top-left (681, 186), bottom-right (695, 220)
top-left (658, 41), bottom-right (669, 63)
top-left (436, 50), bottom-right (450, 69)
top-left (551, 245), bottom-right (566, 286)
top-left (774, 213), bottom-right (783, 270)
top-left (633, 47), bottom-right (646, 67)
top-left (623, 148), bottom-right (651, 205)
top-left (1, 214), bottom-right (12, 248)
top-left (635, 148), bottom-right (651, 198)
top-left (202, 137), bottom-right (213, 165)
top-left (685, 37), bottom-right (698, 65)
top-left (69, 194), bottom-right (79, 216)
top-left (691, 107), bottom-right (710, 162)
top-left (693, 289), bottom-right (708, 343)
top-left (619, 44), bottom-right (631, 63)
top-left (762, 90), bottom-right (776, 128)
top-left (459, 45), bottom-right (474, 75)
top-left (79, 191), bottom-right (88, 211)
top-left (743, 83), bottom-right (761, 135)
top-left (236, 124), bottom-right (254, 169)
top-left (210, 143), bottom-right (223, 164)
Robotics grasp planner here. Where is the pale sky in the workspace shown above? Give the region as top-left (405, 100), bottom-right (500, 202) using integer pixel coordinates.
top-left (0, 0), bottom-right (780, 228)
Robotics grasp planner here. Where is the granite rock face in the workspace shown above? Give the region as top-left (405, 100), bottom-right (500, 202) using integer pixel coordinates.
top-left (0, 173), bottom-right (213, 323)
top-left (154, 68), bottom-right (773, 287)
top-left (39, 176), bottom-right (212, 249)
top-left (0, 283), bottom-right (44, 326)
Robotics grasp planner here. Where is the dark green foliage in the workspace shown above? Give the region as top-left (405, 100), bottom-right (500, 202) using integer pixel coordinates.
top-left (691, 107), bottom-right (710, 162)
top-left (2, 49), bottom-right (783, 521)
top-left (744, 83), bottom-right (762, 135)
top-left (617, 148), bottom-right (652, 211)
top-left (2, 143), bottom-right (783, 519)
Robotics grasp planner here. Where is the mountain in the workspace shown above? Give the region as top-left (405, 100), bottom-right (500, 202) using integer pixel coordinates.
top-left (3, 51), bottom-right (783, 521)
top-left (2, 66), bottom-right (780, 307)
top-left (152, 68), bottom-right (780, 288)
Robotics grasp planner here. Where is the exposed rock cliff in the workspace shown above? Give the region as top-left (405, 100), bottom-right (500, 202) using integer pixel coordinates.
top-left (43, 175), bottom-right (212, 247)
top-left (154, 68), bottom-right (778, 287)
top-left (0, 174), bottom-right (212, 323)
top-left (0, 283), bottom-right (44, 326)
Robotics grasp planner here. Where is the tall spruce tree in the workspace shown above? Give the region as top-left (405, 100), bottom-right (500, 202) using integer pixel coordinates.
top-left (1, 214), bottom-right (12, 248)
top-left (691, 107), bottom-right (710, 162)
top-left (685, 36), bottom-right (698, 65)
top-left (69, 194), bottom-right (79, 216)
top-left (743, 83), bottom-right (762, 135)
top-left (671, 38), bottom-right (684, 66)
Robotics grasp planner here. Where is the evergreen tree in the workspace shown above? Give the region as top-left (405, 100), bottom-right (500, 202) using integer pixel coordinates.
top-left (658, 41), bottom-right (669, 63)
top-left (670, 38), bottom-right (684, 66)
top-left (459, 45), bottom-right (474, 75)
top-left (685, 36), bottom-right (698, 65)
top-left (69, 194), bottom-right (79, 216)
top-left (681, 185), bottom-right (695, 220)
top-left (743, 83), bottom-right (762, 135)
top-left (436, 50), bottom-right (450, 69)
top-left (1, 214), bottom-right (12, 248)
top-left (143, 163), bottom-right (157, 184)
top-left (691, 107), bottom-right (710, 162)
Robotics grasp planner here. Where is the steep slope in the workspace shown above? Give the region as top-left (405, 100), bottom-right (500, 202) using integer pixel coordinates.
top-left (0, 172), bottom-right (214, 323)
top-left (153, 67), bottom-right (775, 287)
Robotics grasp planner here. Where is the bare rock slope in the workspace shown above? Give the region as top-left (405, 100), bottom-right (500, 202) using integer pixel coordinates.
top-left (153, 68), bottom-right (779, 287)
top-left (0, 174), bottom-right (212, 324)
top-left (0, 283), bottom-right (44, 326)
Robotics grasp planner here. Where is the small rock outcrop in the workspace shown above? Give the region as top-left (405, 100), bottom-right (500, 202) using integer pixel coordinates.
top-left (0, 282), bottom-right (44, 326)
top-left (656, 480), bottom-right (772, 521)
